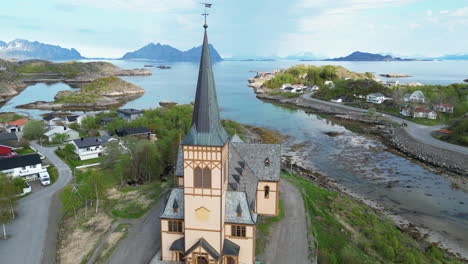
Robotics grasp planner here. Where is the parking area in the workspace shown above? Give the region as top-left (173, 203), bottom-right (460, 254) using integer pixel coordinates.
top-left (28, 179), bottom-right (49, 193)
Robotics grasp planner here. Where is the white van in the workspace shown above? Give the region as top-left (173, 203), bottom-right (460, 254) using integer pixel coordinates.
top-left (39, 172), bottom-right (51, 186)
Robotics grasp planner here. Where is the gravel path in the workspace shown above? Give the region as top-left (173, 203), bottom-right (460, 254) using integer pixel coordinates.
top-left (263, 180), bottom-right (310, 264)
top-left (0, 142), bottom-right (72, 264)
top-left (300, 94), bottom-right (468, 155)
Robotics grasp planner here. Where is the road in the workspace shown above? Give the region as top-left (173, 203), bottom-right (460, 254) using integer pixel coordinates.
top-left (0, 142), bottom-right (72, 264)
top-left (109, 197), bottom-right (166, 264)
top-left (263, 180), bottom-right (310, 264)
top-left (300, 94), bottom-right (468, 155)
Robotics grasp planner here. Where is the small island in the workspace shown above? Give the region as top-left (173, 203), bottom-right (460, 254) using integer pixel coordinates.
top-left (380, 73), bottom-right (412, 78)
top-left (17, 76), bottom-right (145, 110)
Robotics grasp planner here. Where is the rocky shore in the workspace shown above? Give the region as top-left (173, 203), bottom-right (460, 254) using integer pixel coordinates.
top-left (379, 73), bottom-right (412, 78)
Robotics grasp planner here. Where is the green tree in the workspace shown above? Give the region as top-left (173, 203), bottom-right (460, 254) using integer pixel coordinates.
top-left (367, 107), bottom-right (377, 119)
top-left (59, 186), bottom-right (82, 219)
top-left (63, 143), bottom-right (76, 154)
top-left (52, 133), bottom-right (69, 144)
top-left (23, 120), bottom-right (46, 140)
top-left (81, 116), bottom-right (99, 130)
top-left (0, 173), bottom-right (18, 238)
top-left (82, 171), bottom-right (106, 213)
top-left (100, 140), bottom-right (122, 170)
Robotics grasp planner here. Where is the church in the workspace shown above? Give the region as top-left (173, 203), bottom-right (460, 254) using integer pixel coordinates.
top-left (159, 19), bottom-right (281, 264)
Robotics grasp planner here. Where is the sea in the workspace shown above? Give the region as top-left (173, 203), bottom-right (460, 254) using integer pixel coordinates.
top-left (2, 59), bottom-right (468, 255)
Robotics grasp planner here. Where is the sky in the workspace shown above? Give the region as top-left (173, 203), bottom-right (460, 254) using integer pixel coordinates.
top-left (0, 0), bottom-right (467, 58)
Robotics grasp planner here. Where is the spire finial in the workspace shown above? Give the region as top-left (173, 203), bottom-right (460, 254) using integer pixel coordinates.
top-left (202, 1), bottom-right (212, 29)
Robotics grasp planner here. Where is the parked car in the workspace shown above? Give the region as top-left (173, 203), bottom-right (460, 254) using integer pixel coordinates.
top-left (39, 171), bottom-right (51, 186)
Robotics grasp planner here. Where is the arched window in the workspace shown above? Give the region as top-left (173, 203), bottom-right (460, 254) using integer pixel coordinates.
top-left (194, 167), bottom-right (202, 188)
top-left (203, 167), bottom-right (211, 188)
top-left (264, 185), bottom-right (270, 198)
top-left (226, 256), bottom-right (236, 264)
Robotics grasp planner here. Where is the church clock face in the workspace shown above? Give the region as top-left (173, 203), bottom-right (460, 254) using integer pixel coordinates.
top-left (195, 206), bottom-right (210, 221)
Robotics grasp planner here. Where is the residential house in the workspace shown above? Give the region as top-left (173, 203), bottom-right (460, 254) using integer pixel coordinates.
top-left (76, 113), bottom-right (95, 126)
top-left (64, 115), bottom-right (79, 125)
top-left (404, 90), bottom-right (425, 103)
top-left (324, 80), bottom-right (335, 88)
top-left (44, 126), bottom-right (80, 142)
top-left (6, 119), bottom-right (28, 133)
top-left (0, 132), bottom-right (18, 146)
top-left (0, 153), bottom-right (48, 181)
top-left (160, 28), bottom-right (280, 264)
top-left (117, 108), bottom-right (143, 121)
top-left (366, 93), bottom-right (387, 104)
top-left (400, 107), bottom-right (412, 117)
top-left (43, 114), bottom-right (63, 128)
top-left (413, 107), bottom-right (437, 119)
top-left (100, 116), bottom-right (116, 127)
top-left (0, 144), bottom-right (16, 158)
top-left (308, 85), bottom-right (320, 91)
top-left (71, 136), bottom-right (116, 160)
top-left (385, 80), bottom-right (400, 87)
top-left (433, 104), bottom-right (454, 113)
top-left (115, 127), bottom-right (152, 139)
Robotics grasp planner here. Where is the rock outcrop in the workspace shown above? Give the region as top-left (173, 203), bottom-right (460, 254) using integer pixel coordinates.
top-left (379, 73), bottom-right (412, 78)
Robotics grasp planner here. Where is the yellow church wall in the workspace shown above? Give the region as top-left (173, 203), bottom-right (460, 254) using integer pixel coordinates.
top-left (224, 224), bottom-right (256, 264)
top-left (160, 219), bottom-right (184, 261)
top-left (256, 181), bottom-right (279, 216)
top-left (184, 229), bottom-right (222, 255)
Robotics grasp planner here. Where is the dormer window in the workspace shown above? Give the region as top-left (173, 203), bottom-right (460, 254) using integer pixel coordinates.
top-left (173, 199), bottom-right (179, 213)
top-left (264, 186), bottom-right (270, 198)
top-left (264, 158), bottom-right (270, 166)
top-left (236, 203), bottom-right (242, 217)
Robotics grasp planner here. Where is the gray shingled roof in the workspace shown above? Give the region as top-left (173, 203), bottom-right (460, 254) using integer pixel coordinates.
top-left (72, 136), bottom-right (111, 149)
top-left (225, 191), bottom-right (257, 225)
top-left (182, 30), bottom-right (229, 147)
top-left (170, 237), bottom-right (185, 251)
top-left (160, 188), bottom-right (184, 220)
top-left (184, 238), bottom-right (219, 261)
top-left (222, 239), bottom-right (240, 256)
top-left (231, 142), bottom-right (281, 181)
top-left (117, 108), bottom-right (142, 115)
top-left (0, 153), bottom-right (42, 171)
top-left (228, 143), bottom-right (258, 203)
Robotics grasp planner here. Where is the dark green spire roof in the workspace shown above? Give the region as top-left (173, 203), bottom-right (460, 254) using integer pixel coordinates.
top-left (182, 29), bottom-right (229, 146)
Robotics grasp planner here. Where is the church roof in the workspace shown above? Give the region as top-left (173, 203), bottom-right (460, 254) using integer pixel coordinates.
top-left (182, 29), bottom-right (228, 147)
top-left (160, 188), bottom-right (184, 220)
top-left (222, 239), bottom-right (240, 256)
top-left (225, 191), bottom-right (257, 225)
top-left (170, 237), bottom-right (185, 251)
top-left (185, 238), bottom-right (220, 261)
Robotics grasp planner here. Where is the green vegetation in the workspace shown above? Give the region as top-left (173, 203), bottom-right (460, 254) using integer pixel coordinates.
top-left (55, 147), bottom-right (102, 168)
top-left (0, 173), bottom-right (18, 238)
top-left (442, 119), bottom-right (468, 147)
top-left (22, 120), bottom-right (46, 140)
top-left (0, 113), bottom-right (25, 123)
top-left (315, 79), bottom-right (387, 101)
top-left (283, 173), bottom-right (463, 264)
top-left (266, 91), bottom-right (302, 98)
top-left (264, 65), bottom-right (374, 89)
top-left (13, 60), bottom-right (119, 79)
top-left (15, 147), bottom-right (35, 155)
top-left (47, 165), bottom-right (59, 184)
top-left (256, 199), bottom-right (284, 255)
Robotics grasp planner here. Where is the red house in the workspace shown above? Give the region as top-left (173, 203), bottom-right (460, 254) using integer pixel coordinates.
top-left (0, 144), bottom-right (16, 158)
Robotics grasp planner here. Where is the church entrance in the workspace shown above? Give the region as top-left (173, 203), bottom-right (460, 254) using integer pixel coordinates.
top-left (196, 256), bottom-right (208, 264)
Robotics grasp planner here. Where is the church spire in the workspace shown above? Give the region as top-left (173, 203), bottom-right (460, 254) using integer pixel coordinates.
top-left (182, 7), bottom-right (229, 147)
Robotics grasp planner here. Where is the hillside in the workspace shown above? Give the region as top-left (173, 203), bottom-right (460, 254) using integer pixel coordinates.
top-left (122, 42), bottom-right (222, 62)
top-left (0, 39), bottom-right (83, 60)
top-left (326, 51), bottom-right (411, 61)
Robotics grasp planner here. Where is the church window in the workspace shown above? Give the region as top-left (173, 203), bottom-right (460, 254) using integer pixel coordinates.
top-left (226, 256), bottom-right (236, 264)
top-left (264, 186), bottom-right (270, 198)
top-left (231, 225), bottom-right (246, 237)
top-left (168, 220), bottom-right (183, 233)
top-left (194, 167), bottom-right (202, 187)
top-left (202, 167), bottom-right (211, 188)
top-left (264, 158), bottom-right (270, 166)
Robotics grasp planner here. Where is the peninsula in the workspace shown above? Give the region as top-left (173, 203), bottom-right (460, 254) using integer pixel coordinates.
top-left (0, 59), bottom-right (151, 106)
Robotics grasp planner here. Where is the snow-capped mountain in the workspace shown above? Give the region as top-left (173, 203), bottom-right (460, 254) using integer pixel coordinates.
top-left (0, 39), bottom-right (83, 60)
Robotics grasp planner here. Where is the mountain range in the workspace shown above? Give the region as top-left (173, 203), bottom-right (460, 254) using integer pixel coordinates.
top-left (0, 39), bottom-right (83, 60)
top-left (121, 43), bottom-right (223, 62)
top-left (325, 51), bottom-right (413, 61)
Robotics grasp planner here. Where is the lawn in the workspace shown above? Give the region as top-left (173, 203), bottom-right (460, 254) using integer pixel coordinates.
top-left (16, 147), bottom-right (36, 155)
top-left (283, 173), bottom-right (463, 264)
top-left (55, 148), bottom-right (102, 169)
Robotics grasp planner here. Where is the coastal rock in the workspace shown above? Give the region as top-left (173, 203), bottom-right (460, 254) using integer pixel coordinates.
top-left (16, 97), bottom-right (122, 111)
top-left (402, 82), bottom-right (423, 87)
top-left (159, 100), bottom-right (177, 107)
top-left (464, 79), bottom-right (468, 83)
top-left (379, 73), bottom-right (412, 78)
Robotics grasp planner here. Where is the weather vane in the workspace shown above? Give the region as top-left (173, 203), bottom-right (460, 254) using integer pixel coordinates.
top-left (202, 1), bottom-right (212, 28)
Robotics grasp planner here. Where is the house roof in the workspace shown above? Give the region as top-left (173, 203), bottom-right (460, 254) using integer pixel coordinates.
top-left (65, 115), bottom-right (79, 122)
top-left (0, 153), bottom-right (41, 171)
top-left (437, 129), bottom-right (452, 134)
top-left (100, 116), bottom-right (116, 122)
top-left (182, 29), bottom-right (229, 147)
top-left (0, 132), bottom-right (18, 144)
top-left (7, 119), bottom-right (28, 126)
top-left (117, 108), bottom-right (143, 115)
top-left (225, 191), bottom-right (257, 225)
top-left (44, 126), bottom-right (77, 137)
top-left (222, 239), bottom-right (240, 256)
top-left (72, 136), bottom-right (111, 149)
top-left (115, 127), bottom-right (150, 137)
top-left (160, 188), bottom-right (184, 220)
top-left (368, 93), bottom-right (385, 97)
top-left (43, 114), bottom-right (57, 121)
top-left (411, 90), bottom-right (425, 98)
top-left (184, 238), bottom-right (219, 261)
top-left (170, 237), bottom-right (185, 251)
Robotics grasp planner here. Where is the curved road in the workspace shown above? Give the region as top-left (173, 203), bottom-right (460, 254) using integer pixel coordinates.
top-left (0, 142), bottom-right (72, 264)
top-left (300, 94), bottom-right (468, 155)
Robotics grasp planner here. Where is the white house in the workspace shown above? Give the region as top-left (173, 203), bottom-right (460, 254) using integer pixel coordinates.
top-left (43, 114), bottom-right (63, 128)
top-left (385, 80), bottom-right (400, 87)
top-left (117, 108), bottom-right (143, 121)
top-left (6, 119), bottom-right (28, 133)
top-left (0, 153), bottom-right (48, 181)
top-left (64, 115), bottom-right (79, 125)
top-left (413, 107), bottom-right (437, 119)
top-left (433, 104), bottom-right (454, 113)
top-left (71, 136), bottom-right (116, 160)
top-left (400, 107), bottom-right (412, 117)
top-left (76, 113), bottom-right (96, 126)
top-left (366, 93), bottom-right (386, 104)
top-left (404, 90), bottom-right (425, 103)
top-left (44, 126), bottom-right (80, 142)
top-left (324, 80), bottom-right (335, 88)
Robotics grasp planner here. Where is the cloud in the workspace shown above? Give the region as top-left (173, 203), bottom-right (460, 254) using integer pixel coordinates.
top-left (59, 0), bottom-right (197, 12)
top-left (451, 7), bottom-right (468, 17)
top-left (440, 10), bottom-right (449, 14)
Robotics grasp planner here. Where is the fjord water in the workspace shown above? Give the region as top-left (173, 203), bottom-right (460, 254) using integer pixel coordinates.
top-left (2, 60), bottom-right (468, 254)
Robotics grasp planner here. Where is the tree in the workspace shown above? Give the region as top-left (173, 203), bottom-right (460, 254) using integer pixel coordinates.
top-left (82, 171), bottom-right (106, 213)
top-left (367, 107), bottom-right (377, 119)
top-left (63, 143), bottom-right (76, 154)
top-left (0, 173), bottom-right (18, 239)
top-left (23, 120), bottom-right (46, 140)
top-left (81, 116), bottom-right (99, 130)
top-left (391, 87), bottom-right (406, 108)
top-left (100, 141), bottom-right (122, 170)
top-left (60, 186), bottom-right (82, 219)
top-left (52, 133), bottom-right (69, 144)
